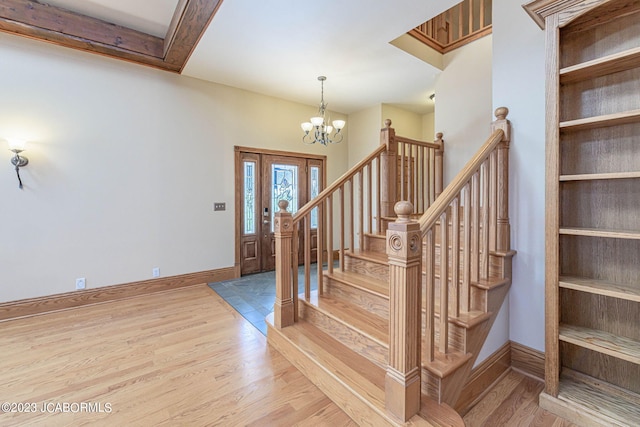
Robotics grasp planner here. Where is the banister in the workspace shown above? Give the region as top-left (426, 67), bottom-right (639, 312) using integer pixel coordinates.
top-left (418, 128), bottom-right (504, 233)
top-left (293, 145), bottom-right (386, 222)
top-left (395, 135), bottom-right (442, 150)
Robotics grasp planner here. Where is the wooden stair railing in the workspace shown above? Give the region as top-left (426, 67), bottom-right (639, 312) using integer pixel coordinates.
top-left (418, 107), bottom-right (512, 407)
top-left (273, 122), bottom-right (444, 330)
top-left (382, 107), bottom-right (512, 419)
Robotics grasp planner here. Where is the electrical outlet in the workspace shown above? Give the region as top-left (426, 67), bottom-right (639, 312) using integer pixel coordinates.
top-left (76, 278), bottom-right (86, 290)
top-left (152, 267), bottom-right (160, 278)
top-left (214, 202), bottom-right (226, 211)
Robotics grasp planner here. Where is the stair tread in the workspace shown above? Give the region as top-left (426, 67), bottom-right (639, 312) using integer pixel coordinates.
top-left (432, 306), bottom-right (492, 329)
top-left (474, 277), bottom-right (510, 290)
top-left (269, 318), bottom-right (440, 426)
top-left (274, 318), bottom-right (387, 407)
top-left (303, 290), bottom-right (388, 344)
top-left (346, 249), bottom-right (389, 265)
top-left (423, 350), bottom-right (473, 378)
top-left (326, 270), bottom-right (389, 298)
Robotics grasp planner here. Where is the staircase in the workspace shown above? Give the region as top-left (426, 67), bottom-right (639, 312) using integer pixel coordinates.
top-left (267, 108), bottom-right (514, 426)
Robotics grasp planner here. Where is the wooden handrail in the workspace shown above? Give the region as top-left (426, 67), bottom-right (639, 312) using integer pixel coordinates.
top-left (293, 145), bottom-right (386, 223)
top-left (418, 128), bottom-right (504, 233)
top-left (395, 135), bottom-right (441, 149)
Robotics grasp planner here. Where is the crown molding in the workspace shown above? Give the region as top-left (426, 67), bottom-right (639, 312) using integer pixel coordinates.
top-left (522, 0), bottom-right (610, 29)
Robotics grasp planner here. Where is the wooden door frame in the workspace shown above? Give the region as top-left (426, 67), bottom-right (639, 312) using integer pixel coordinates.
top-left (234, 146), bottom-right (327, 275)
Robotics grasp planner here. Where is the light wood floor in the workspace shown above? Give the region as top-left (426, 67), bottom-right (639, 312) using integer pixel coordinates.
top-left (0, 284), bottom-right (573, 426)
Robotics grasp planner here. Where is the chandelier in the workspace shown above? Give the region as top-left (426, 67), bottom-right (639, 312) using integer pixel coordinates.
top-left (301, 76), bottom-right (345, 145)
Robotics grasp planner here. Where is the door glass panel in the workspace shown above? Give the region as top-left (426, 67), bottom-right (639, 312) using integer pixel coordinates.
top-left (310, 166), bottom-right (320, 229)
top-left (272, 163), bottom-right (299, 231)
top-left (243, 161), bottom-right (256, 234)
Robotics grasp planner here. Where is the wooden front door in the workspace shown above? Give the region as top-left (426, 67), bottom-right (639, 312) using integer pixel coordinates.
top-left (236, 149), bottom-right (324, 275)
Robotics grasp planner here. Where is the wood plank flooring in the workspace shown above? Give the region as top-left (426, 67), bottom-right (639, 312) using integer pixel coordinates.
top-left (463, 371), bottom-right (579, 427)
top-left (0, 284), bottom-right (574, 426)
top-left (0, 285), bottom-right (356, 426)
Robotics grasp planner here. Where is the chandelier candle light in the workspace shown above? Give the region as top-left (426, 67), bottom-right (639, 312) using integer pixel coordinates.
top-left (301, 76), bottom-right (345, 145)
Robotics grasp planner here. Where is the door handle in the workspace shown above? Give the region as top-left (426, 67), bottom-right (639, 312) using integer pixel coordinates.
top-left (263, 220), bottom-right (270, 224)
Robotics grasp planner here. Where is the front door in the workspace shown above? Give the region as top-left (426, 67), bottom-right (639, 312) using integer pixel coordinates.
top-left (237, 149), bottom-right (324, 275)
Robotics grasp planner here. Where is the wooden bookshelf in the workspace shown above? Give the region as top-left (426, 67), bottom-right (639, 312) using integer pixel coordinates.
top-left (525, 0), bottom-right (640, 424)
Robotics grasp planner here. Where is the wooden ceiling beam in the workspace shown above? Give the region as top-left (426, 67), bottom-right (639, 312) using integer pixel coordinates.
top-left (164, 0), bottom-right (223, 72)
top-left (0, 0), bottom-right (223, 73)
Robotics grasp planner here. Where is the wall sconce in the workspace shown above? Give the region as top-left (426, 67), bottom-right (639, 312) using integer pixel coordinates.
top-left (8, 139), bottom-right (28, 189)
top-left (429, 93), bottom-right (436, 103)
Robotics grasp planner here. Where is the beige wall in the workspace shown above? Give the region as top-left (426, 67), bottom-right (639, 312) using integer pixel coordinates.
top-left (347, 105), bottom-right (381, 168)
top-left (0, 33), bottom-right (348, 303)
top-left (381, 104), bottom-right (423, 140)
top-left (421, 112), bottom-right (435, 142)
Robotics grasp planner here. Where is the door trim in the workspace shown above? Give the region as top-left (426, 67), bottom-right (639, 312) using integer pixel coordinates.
top-left (234, 146), bottom-right (327, 275)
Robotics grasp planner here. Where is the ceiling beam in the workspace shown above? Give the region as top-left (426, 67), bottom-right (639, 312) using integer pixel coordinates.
top-left (0, 0), bottom-right (223, 73)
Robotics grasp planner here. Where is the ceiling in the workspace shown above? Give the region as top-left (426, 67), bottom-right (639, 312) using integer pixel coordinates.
top-left (1, 0), bottom-right (460, 114)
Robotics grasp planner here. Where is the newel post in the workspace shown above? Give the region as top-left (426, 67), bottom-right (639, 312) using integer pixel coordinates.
top-left (380, 119), bottom-right (398, 219)
top-left (274, 200), bottom-right (294, 328)
top-left (434, 132), bottom-right (445, 199)
top-left (491, 107), bottom-right (511, 252)
top-left (385, 201), bottom-right (422, 421)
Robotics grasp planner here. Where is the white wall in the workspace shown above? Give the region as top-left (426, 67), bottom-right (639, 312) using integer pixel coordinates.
top-left (434, 34), bottom-right (511, 363)
top-left (0, 33), bottom-right (348, 303)
top-left (436, 36), bottom-right (493, 184)
top-left (493, 0), bottom-right (547, 352)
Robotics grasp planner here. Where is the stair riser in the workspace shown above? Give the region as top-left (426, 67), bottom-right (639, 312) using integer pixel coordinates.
top-left (324, 278), bottom-right (389, 318)
top-left (422, 364), bottom-right (473, 405)
top-left (429, 319), bottom-right (467, 354)
top-left (344, 256), bottom-right (389, 283)
top-left (364, 234), bottom-right (386, 254)
top-left (299, 301), bottom-right (388, 369)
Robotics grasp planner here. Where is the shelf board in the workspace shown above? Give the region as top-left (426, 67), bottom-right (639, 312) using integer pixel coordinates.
top-left (560, 171), bottom-right (640, 181)
top-left (560, 46), bottom-right (640, 84)
top-left (559, 227), bottom-right (640, 240)
top-left (559, 324), bottom-right (640, 365)
top-left (559, 276), bottom-right (640, 303)
top-left (560, 109), bottom-right (640, 131)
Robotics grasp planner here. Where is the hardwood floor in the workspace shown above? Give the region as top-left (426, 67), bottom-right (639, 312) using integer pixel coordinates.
top-left (463, 371), bottom-right (578, 427)
top-left (0, 284), bottom-right (573, 426)
top-left (0, 285), bottom-right (356, 426)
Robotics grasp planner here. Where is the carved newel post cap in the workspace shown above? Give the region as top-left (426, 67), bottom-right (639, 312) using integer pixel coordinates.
top-left (384, 119), bottom-right (392, 128)
top-left (436, 132), bottom-right (443, 139)
top-left (394, 201), bottom-right (413, 223)
top-left (495, 107), bottom-right (509, 120)
top-left (277, 200), bottom-right (289, 212)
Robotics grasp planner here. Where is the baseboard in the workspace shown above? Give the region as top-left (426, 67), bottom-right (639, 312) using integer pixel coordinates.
top-left (456, 341), bottom-right (511, 415)
top-left (455, 340), bottom-right (546, 414)
top-left (510, 340), bottom-right (545, 381)
top-left (0, 266), bottom-right (238, 322)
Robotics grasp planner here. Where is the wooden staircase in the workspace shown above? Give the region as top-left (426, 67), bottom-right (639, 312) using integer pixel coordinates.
top-left (268, 108), bottom-right (514, 425)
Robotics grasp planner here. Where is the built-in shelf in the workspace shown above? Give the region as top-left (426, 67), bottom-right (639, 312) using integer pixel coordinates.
top-left (560, 46), bottom-right (640, 84)
top-left (559, 227), bottom-right (640, 240)
top-left (559, 171), bottom-right (640, 181)
top-left (560, 109), bottom-right (640, 131)
top-left (556, 372), bottom-right (640, 425)
top-left (559, 276), bottom-right (640, 303)
top-left (559, 324), bottom-right (640, 365)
